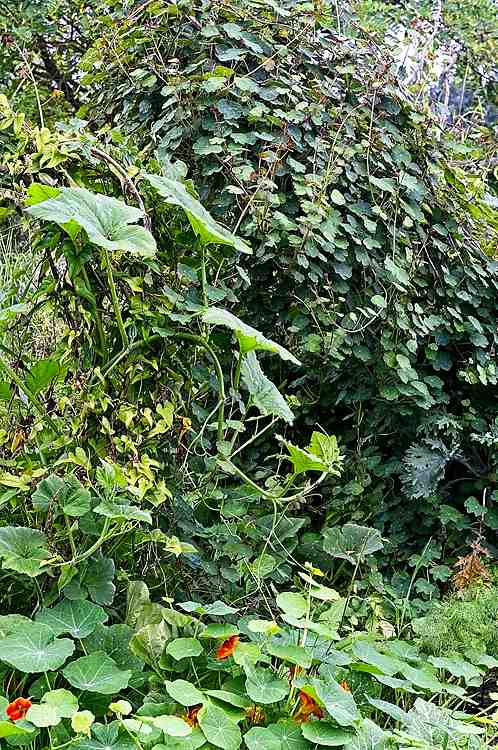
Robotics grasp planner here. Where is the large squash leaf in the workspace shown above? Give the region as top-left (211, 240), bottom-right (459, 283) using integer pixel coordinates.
top-left (25, 187), bottom-right (156, 257)
top-left (0, 526), bottom-right (50, 577)
top-left (202, 307), bottom-right (300, 364)
top-left (241, 351), bottom-right (294, 423)
top-left (144, 173), bottom-right (251, 254)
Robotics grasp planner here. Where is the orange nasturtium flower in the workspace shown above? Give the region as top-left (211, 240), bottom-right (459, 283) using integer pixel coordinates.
top-left (340, 680), bottom-right (351, 692)
top-left (216, 635), bottom-right (240, 660)
top-left (184, 705), bottom-right (201, 727)
top-left (293, 691), bottom-right (323, 723)
top-left (6, 698), bottom-right (32, 721)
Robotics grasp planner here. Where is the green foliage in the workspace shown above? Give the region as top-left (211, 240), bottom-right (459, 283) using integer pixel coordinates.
top-left (413, 585), bottom-right (498, 659)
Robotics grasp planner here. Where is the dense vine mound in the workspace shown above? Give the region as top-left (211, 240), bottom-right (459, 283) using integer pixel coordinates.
top-left (80, 1), bottom-right (498, 584)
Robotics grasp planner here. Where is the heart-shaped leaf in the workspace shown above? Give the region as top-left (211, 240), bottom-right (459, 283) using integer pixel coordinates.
top-left (25, 188), bottom-right (156, 257)
top-left (36, 599), bottom-right (108, 639)
top-left (322, 524), bottom-right (384, 564)
top-left (0, 621), bottom-right (74, 672)
top-left (0, 526), bottom-right (50, 577)
top-left (240, 352), bottom-right (294, 424)
top-left (62, 652), bottom-right (131, 693)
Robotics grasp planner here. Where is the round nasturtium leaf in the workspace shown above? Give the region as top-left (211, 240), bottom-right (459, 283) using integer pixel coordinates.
top-left (62, 652), bottom-right (131, 694)
top-left (275, 592), bottom-right (307, 619)
top-left (301, 721), bottom-right (356, 746)
top-left (36, 599), bottom-right (108, 639)
top-left (26, 704), bottom-right (60, 728)
top-left (244, 726), bottom-right (281, 750)
top-left (198, 703), bottom-right (242, 750)
top-left (41, 688), bottom-right (79, 718)
top-left (0, 621), bottom-right (75, 673)
top-left (245, 667), bottom-right (289, 704)
top-left (164, 679), bottom-right (205, 707)
top-left (166, 637), bottom-right (203, 660)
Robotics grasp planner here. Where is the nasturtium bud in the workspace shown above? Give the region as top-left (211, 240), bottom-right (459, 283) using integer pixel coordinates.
top-left (71, 710), bottom-right (95, 736)
top-left (109, 700), bottom-right (132, 716)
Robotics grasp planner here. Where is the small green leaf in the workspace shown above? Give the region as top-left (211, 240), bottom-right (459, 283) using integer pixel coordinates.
top-left (152, 716), bottom-right (193, 737)
top-left (322, 524), bottom-right (383, 564)
top-left (266, 644), bottom-right (312, 669)
top-left (0, 526), bottom-right (50, 577)
top-left (276, 592), bottom-right (308, 619)
top-left (41, 688), bottom-right (79, 718)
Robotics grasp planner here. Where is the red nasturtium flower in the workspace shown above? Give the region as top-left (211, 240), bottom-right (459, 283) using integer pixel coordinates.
top-left (216, 635), bottom-right (240, 660)
top-left (184, 705), bottom-right (201, 727)
top-left (294, 691), bottom-right (323, 723)
top-left (6, 698), bottom-right (32, 721)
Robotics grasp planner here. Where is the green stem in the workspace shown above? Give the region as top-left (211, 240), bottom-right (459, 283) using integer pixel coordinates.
top-left (81, 267), bottom-right (106, 358)
top-left (233, 352), bottom-right (243, 390)
top-left (103, 248), bottom-right (129, 349)
top-left (89, 332), bottom-right (226, 442)
top-left (0, 354), bottom-right (62, 435)
top-left (200, 241), bottom-right (209, 310)
top-left (64, 515), bottom-right (77, 559)
top-left (51, 519), bottom-right (112, 569)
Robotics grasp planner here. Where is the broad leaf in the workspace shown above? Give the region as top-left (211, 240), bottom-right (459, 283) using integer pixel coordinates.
top-left (36, 599), bottom-right (108, 639)
top-left (32, 475), bottom-right (65, 511)
top-left (164, 679), bottom-right (205, 707)
top-left (198, 703), bottom-right (242, 750)
top-left (268, 720), bottom-right (311, 749)
top-left (276, 592), bottom-right (308, 618)
top-left (244, 727), bottom-right (281, 750)
top-left (25, 358), bottom-right (59, 395)
top-left (301, 722), bottom-right (355, 746)
top-left (26, 704), bottom-right (60, 727)
top-left (26, 187), bottom-right (156, 257)
top-left (41, 688), bottom-right (79, 718)
top-left (144, 173), bottom-right (251, 254)
top-left (202, 308), bottom-right (300, 364)
top-left (267, 644), bottom-right (312, 669)
top-left (0, 621), bottom-right (74, 672)
top-left (241, 351), bottom-right (294, 423)
top-left (307, 678), bottom-right (360, 727)
top-left (62, 652), bottom-right (131, 693)
top-left (245, 667), bottom-right (289, 704)
top-left (150, 716), bottom-right (192, 737)
top-left (0, 721), bottom-right (30, 738)
top-left (0, 526), bottom-right (50, 577)
top-left (166, 638), bottom-right (203, 660)
top-left (83, 624), bottom-right (144, 671)
top-left (71, 722), bottom-right (135, 750)
top-left (93, 499), bottom-right (152, 524)
top-left (322, 524), bottom-right (384, 564)
top-left (280, 433), bottom-right (342, 476)
top-left (352, 642), bottom-right (404, 676)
